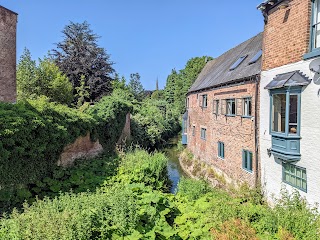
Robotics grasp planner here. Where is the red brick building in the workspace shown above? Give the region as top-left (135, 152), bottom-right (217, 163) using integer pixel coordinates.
top-left (184, 33), bottom-right (262, 187)
top-left (0, 6), bottom-right (17, 103)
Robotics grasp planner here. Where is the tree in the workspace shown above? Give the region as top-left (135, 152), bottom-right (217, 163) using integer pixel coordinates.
top-left (17, 49), bottom-right (73, 105)
top-left (52, 21), bottom-right (115, 103)
top-left (75, 75), bottom-right (90, 108)
top-left (163, 56), bottom-right (213, 113)
top-left (128, 73), bottom-right (145, 102)
top-left (16, 48), bottom-right (37, 100)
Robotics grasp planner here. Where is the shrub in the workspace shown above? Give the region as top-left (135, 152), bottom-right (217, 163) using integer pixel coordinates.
top-left (211, 219), bottom-right (259, 240)
top-left (177, 177), bottom-right (211, 201)
top-left (87, 89), bottom-right (133, 153)
top-left (109, 150), bottom-right (170, 192)
top-left (0, 98), bottom-right (95, 188)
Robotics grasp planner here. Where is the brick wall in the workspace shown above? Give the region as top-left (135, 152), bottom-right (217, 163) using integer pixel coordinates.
top-left (187, 80), bottom-right (259, 187)
top-left (262, 0), bottom-right (311, 71)
top-left (0, 6), bottom-right (17, 103)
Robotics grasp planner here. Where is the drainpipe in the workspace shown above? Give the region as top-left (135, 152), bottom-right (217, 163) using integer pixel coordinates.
top-left (254, 75), bottom-right (260, 188)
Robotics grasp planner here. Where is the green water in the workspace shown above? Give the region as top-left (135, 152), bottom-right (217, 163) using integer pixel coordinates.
top-left (163, 137), bottom-right (188, 193)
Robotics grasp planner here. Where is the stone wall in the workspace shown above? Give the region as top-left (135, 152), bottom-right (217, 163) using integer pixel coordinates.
top-left (57, 133), bottom-right (103, 167)
top-left (0, 6), bottom-right (17, 103)
top-left (186, 80), bottom-right (259, 187)
top-left (262, 0), bottom-right (311, 71)
top-left (58, 113), bottom-right (131, 167)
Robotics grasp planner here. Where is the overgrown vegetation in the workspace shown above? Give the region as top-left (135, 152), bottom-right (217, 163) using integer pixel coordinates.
top-left (1, 150), bottom-right (319, 239)
top-left (0, 90), bottom-right (131, 210)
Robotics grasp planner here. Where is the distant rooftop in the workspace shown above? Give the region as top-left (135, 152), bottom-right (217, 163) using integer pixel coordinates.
top-left (188, 33), bottom-right (263, 93)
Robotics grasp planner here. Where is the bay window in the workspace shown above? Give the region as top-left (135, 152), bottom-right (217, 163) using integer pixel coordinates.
top-left (265, 70), bottom-right (311, 161)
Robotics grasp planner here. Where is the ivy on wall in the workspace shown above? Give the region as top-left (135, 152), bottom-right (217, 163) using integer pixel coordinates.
top-left (0, 93), bottom-right (132, 188)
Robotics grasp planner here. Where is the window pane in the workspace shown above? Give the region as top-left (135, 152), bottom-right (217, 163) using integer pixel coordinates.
top-left (244, 151), bottom-right (248, 169)
top-left (227, 101), bottom-right (232, 114)
top-left (249, 152), bottom-right (253, 171)
top-left (289, 95), bottom-right (298, 134)
top-left (202, 95), bottom-right (208, 108)
top-left (216, 100), bottom-right (219, 114)
top-left (232, 100), bottom-right (235, 115)
top-left (222, 143), bottom-right (224, 158)
top-left (302, 180), bottom-right (307, 190)
top-left (272, 94), bottom-right (286, 133)
top-left (314, 0), bottom-right (320, 48)
top-left (248, 99), bottom-right (252, 116)
top-left (296, 178), bottom-right (302, 188)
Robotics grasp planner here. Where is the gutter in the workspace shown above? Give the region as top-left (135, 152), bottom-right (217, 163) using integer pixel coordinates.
top-left (254, 75), bottom-right (260, 188)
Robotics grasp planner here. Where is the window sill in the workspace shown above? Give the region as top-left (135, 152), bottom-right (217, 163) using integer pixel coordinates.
top-left (270, 132), bottom-right (301, 139)
top-left (242, 168), bottom-right (253, 174)
top-left (303, 49), bottom-right (320, 60)
top-left (241, 115), bottom-right (253, 119)
top-left (217, 156), bottom-right (224, 160)
top-left (225, 114), bottom-right (236, 117)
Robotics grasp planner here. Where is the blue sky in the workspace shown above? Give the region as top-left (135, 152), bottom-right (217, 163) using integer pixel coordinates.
top-left (1, 1), bottom-right (264, 90)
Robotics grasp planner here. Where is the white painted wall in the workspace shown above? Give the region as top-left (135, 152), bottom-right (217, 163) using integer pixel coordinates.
top-left (260, 59), bottom-right (320, 207)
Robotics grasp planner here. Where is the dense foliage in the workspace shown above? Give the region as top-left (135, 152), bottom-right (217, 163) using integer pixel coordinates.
top-left (131, 98), bottom-right (180, 149)
top-left (52, 21), bottom-right (115, 103)
top-left (1, 150), bottom-right (319, 240)
top-left (87, 88), bottom-right (133, 153)
top-left (164, 56), bottom-right (213, 114)
top-left (128, 73), bottom-right (145, 102)
top-left (0, 98), bottom-right (95, 187)
top-left (17, 49), bottom-right (73, 105)
top-left (0, 91), bottom-right (131, 210)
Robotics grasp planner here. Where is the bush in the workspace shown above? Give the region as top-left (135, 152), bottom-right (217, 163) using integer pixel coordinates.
top-left (107, 150), bottom-right (170, 192)
top-left (0, 98), bottom-right (95, 187)
top-left (177, 177), bottom-right (211, 201)
top-left (131, 98), bottom-right (180, 149)
top-left (87, 89), bottom-right (133, 153)
top-left (0, 91), bottom-right (132, 211)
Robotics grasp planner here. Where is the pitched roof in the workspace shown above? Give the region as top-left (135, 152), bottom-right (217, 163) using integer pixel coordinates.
top-left (265, 71), bottom-right (311, 90)
top-left (188, 33), bottom-right (263, 93)
top-left (0, 5), bottom-right (18, 15)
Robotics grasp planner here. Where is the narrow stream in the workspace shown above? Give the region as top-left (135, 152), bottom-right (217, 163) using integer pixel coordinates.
top-left (163, 137), bottom-right (188, 194)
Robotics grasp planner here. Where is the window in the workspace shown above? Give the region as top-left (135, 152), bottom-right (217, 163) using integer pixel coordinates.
top-left (218, 141), bottom-right (224, 159)
top-left (271, 93), bottom-right (299, 135)
top-left (272, 94), bottom-right (286, 133)
top-left (243, 98), bottom-right (252, 117)
top-left (230, 55), bottom-right (247, 70)
top-left (200, 128), bottom-right (206, 140)
top-left (192, 126), bottom-right (195, 136)
top-left (282, 162), bottom-right (307, 192)
top-left (186, 98), bottom-right (190, 109)
top-left (304, 0), bottom-right (320, 59)
top-left (312, 0), bottom-right (320, 50)
top-left (248, 50), bottom-right (262, 64)
top-left (201, 95), bottom-right (208, 108)
top-left (242, 150), bottom-right (253, 172)
top-left (183, 120), bottom-right (187, 134)
top-left (226, 99), bottom-right (236, 115)
top-left (213, 100), bottom-right (219, 115)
